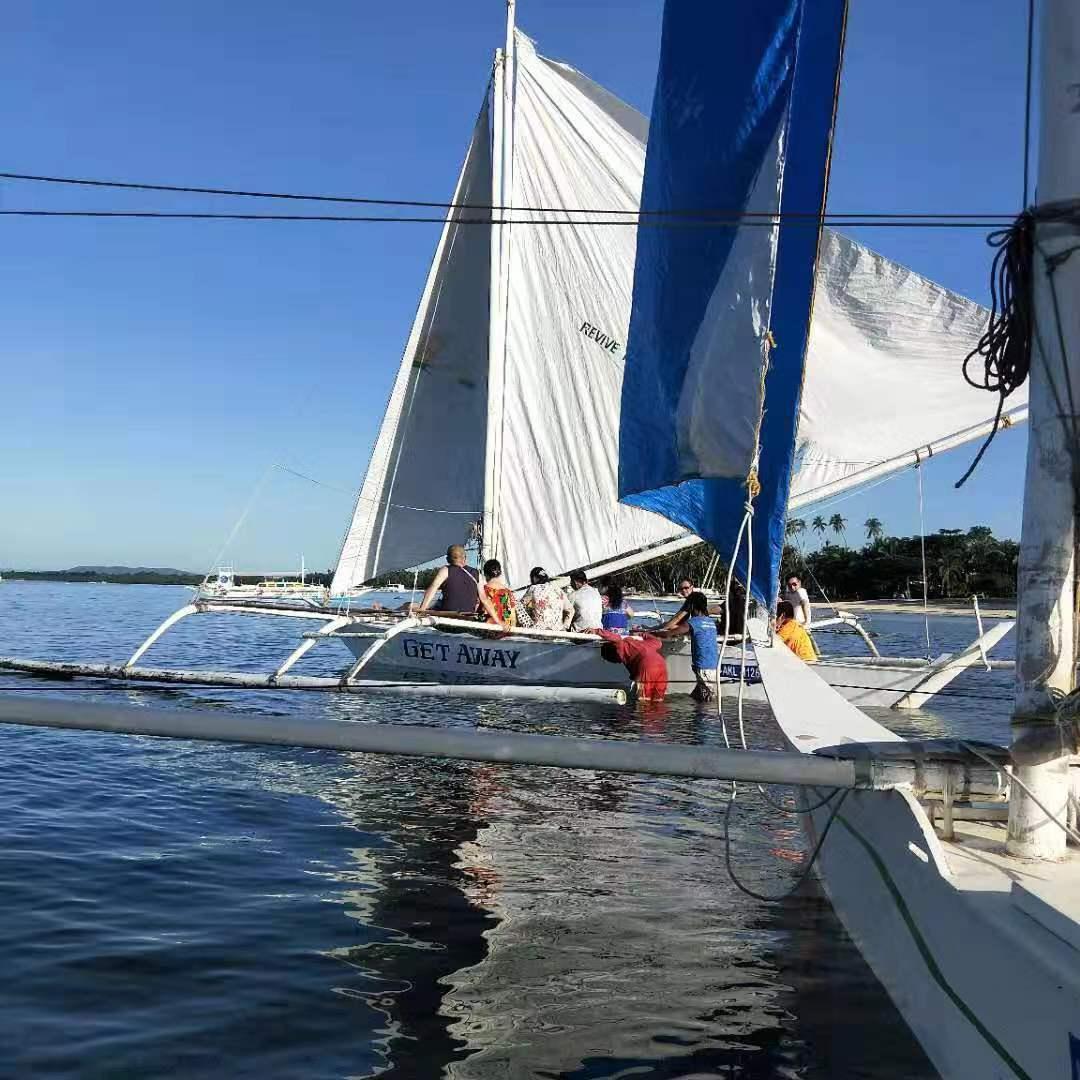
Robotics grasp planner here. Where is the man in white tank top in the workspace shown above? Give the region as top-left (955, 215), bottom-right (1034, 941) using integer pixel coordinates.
top-left (782, 575), bottom-right (812, 627)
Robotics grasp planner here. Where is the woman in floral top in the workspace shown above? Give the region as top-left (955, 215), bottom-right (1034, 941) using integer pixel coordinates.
top-left (481, 559), bottom-right (532, 628)
top-left (521, 566), bottom-right (572, 630)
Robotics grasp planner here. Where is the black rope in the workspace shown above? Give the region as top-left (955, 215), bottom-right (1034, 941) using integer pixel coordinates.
top-left (956, 201), bottom-right (1080, 487)
top-left (955, 211), bottom-right (1036, 487)
top-left (723, 787), bottom-right (849, 903)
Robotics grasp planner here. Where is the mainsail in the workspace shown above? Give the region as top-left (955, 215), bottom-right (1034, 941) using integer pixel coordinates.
top-left (332, 26), bottom-right (681, 593)
top-left (335, 10), bottom-right (1028, 596)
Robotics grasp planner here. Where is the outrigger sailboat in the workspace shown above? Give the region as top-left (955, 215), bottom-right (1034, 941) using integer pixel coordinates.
top-left (0, 0), bottom-right (1021, 706)
top-left (2, 2), bottom-right (1079, 1076)
top-left (37, 0), bottom-right (1017, 707)
top-left (616, 0), bottom-right (1080, 1076)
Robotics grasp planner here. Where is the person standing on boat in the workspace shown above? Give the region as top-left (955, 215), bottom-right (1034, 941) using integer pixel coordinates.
top-left (782, 575), bottom-right (812, 627)
top-left (567, 570), bottom-right (603, 632)
top-left (600, 584), bottom-right (635, 635)
top-left (775, 600), bottom-right (817, 662)
top-left (521, 567), bottom-right (572, 630)
top-left (414, 545), bottom-right (504, 624)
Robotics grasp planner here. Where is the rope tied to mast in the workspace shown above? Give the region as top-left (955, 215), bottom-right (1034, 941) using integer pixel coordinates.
top-left (956, 201), bottom-right (1080, 488)
top-left (955, 209), bottom-right (1036, 488)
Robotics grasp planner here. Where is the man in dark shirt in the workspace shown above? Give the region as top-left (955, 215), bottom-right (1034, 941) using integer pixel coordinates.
top-left (413, 545), bottom-right (503, 623)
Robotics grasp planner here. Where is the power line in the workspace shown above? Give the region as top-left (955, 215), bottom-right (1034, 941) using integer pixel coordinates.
top-left (0, 209), bottom-right (1012, 229)
top-left (0, 169), bottom-right (1018, 222)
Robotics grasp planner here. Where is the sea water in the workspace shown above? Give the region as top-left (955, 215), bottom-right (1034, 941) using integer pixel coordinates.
top-left (0, 582), bottom-right (1014, 1077)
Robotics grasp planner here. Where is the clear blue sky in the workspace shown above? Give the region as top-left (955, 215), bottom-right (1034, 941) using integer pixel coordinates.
top-left (2, 0), bottom-right (1030, 571)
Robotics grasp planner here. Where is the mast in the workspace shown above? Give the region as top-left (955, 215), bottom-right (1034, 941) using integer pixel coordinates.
top-left (1008, 0), bottom-right (1080, 860)
top-left (482, 0), bottom-right (516, 566)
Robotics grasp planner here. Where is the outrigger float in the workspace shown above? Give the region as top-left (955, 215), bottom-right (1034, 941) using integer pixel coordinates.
top-left (0, 592), bottom-right (1013, 710)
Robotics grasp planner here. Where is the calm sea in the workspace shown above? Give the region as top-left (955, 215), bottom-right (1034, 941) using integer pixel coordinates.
top-left (0, 582), bottom-right (1015, 1078)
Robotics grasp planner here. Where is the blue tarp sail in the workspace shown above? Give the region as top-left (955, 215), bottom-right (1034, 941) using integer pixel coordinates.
top-left (619, 0), bottom-right (847, 606)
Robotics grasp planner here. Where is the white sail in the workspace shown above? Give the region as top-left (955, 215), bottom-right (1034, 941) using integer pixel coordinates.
top-left (789, 229), bottom-right (1029, 507)
top-left (489, 32), bottom-right (679, 584)
top-left (334, 28), bottom-right (1025, 592)
top-left (331, 102), bottom-right (493, 595)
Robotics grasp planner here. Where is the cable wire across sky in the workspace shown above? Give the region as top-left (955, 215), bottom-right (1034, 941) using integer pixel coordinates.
top-left (0, 169), bottom-right (1020, 228)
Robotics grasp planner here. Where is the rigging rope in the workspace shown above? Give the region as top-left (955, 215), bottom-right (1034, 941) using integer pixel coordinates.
top-left (915, 462), bottom-right (933, 659)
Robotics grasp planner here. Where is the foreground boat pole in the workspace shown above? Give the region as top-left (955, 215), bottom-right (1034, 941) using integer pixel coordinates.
top-left (1008, 0), bottom-right (1080, 860)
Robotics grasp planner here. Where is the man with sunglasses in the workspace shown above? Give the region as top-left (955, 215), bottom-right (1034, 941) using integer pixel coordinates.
top-left (654, 579), bottom-right (704, 633)
top-left (782, 574), bottom-right (812, 627)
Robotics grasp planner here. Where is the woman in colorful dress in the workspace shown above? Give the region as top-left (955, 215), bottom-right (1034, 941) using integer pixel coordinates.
top-left (481, 559), bottom-right (532, 628)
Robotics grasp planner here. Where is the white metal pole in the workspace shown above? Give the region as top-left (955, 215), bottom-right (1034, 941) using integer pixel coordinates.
top-left (1008, 0), bottom-right (1080, 860)
top-left (0, 696), bottom-right (857, 788)
top-left (482, 43), bottom-right (507, 566)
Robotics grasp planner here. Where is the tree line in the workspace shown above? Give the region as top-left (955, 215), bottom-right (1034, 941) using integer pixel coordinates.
top-left (782, 517), bottom-right (1019, 600)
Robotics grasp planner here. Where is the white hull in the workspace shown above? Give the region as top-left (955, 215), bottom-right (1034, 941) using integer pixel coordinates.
top-left (757, 633), bottom-right (1080, 1080)
top-left (338, 620), bottom-right (944, 708)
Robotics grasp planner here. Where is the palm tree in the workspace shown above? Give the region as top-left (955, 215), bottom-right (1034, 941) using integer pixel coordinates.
top-left (786, 517), bottom-right (806, 542)
top-left (828, 513), bottom-right (848, 547)
top-left (811, 515), bottom-right (828, 543)
top-left (864, 517), bottom-right (884, 545)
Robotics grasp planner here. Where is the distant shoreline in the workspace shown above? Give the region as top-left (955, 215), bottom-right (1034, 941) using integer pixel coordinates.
top-left (3, 572), bottom-right (201, 586)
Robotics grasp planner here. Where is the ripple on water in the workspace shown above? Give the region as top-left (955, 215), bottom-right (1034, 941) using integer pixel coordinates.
top-left (0, 583), bottom-right (974, 1077)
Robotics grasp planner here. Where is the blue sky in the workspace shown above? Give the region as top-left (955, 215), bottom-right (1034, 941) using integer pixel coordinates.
top-left (2, 0), bottom-right (1030, 571)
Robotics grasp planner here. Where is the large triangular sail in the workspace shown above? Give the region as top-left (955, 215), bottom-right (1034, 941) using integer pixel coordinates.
top-left (334, 16), bottom-right (1028, 595)
top-left (331, 102), bottom-right (494, 595)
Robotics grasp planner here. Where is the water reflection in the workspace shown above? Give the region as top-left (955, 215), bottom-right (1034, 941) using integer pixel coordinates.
top-left (0, 585), bottom-right (981, 1077)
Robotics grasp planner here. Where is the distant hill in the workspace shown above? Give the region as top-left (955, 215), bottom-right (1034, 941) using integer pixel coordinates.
top-left (4, 566), bottom-right (203, 585)
top-left (66, 565), bottom-right (194, 576)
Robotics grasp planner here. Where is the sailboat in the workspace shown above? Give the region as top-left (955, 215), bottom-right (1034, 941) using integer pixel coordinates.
top-left (620, 2), bottom-right (1080, 1078)
top-left (0, 0), bottom-right (1021, 707)
top-left (309, 1), bottom-right (1018, 704)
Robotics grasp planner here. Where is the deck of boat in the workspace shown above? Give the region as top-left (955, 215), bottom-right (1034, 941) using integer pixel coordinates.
top-left (943, 818), bottom-right (1080, 967)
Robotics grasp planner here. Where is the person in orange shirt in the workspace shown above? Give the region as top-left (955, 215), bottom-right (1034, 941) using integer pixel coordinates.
top-left (775, 600), bottom-right (817, 662)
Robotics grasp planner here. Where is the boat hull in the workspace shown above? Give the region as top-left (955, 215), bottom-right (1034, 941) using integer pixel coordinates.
top-left (757, 636), bottom-right (1080, 1080)
top-left (339, 622), bottom-right (933, 707)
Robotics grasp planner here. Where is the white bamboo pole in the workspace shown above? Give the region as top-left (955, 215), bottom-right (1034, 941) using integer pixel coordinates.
top-left (0, 657), bottom-right (626, 703)
top-left (0, 696), bottom-right (858, 787)
top-left (125, 604), bottom-right (199, 668)
top-left (1008, 0), bottom-right (1080, 860)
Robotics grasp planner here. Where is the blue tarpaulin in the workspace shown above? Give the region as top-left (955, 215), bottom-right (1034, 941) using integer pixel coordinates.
top-left (619, 0), bottom-right (847, 606)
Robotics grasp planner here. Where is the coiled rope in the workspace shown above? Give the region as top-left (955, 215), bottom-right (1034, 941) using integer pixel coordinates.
top-left (955, 211), bottom-right (1035, 488)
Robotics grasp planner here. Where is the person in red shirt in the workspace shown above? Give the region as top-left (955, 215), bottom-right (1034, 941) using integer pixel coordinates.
top-left (598, 630), bottom-right (669, 701)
